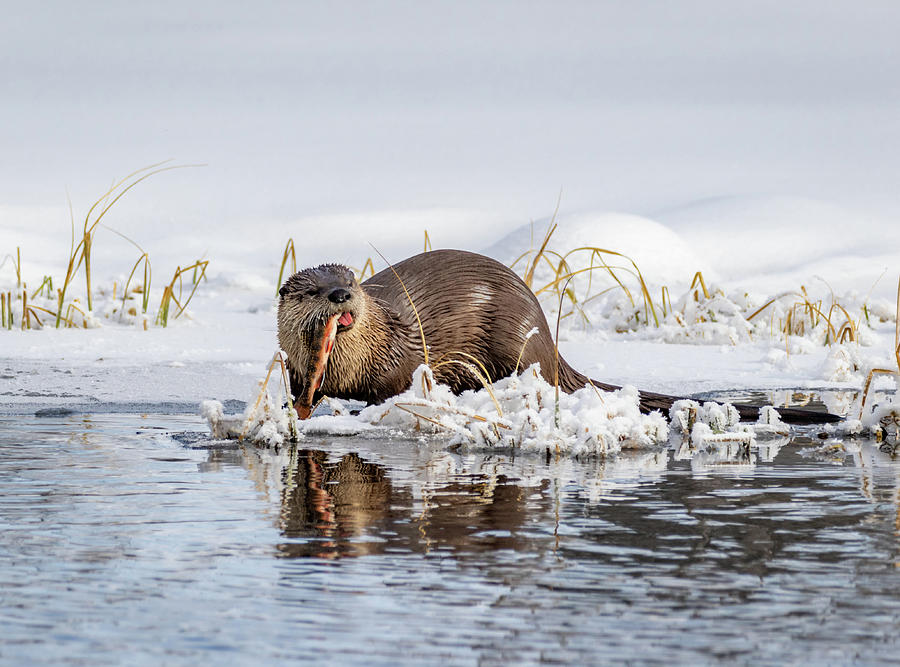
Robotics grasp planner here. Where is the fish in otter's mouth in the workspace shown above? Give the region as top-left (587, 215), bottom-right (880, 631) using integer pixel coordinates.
top-left (295, 314), bottom-right (338, 419)
top-left (295, 308), bottom-right (355, 418)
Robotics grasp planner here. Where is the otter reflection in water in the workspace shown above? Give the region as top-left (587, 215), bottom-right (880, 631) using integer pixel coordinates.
top-left (203, 439), bottom-right (900, 576)
top-left (275, 449), bottom-right (540, 559)
top-left (278, 450), bottom-right (395, 557)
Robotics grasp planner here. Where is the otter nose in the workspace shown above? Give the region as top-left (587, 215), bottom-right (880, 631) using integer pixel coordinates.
top-left (328, 288), bottom-right (352, 304)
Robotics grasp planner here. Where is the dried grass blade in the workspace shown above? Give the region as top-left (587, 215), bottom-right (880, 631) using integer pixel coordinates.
top-left (370, 245), bottom-right (429, 366)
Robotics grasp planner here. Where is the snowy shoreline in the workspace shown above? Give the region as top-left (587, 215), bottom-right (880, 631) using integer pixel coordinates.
top-left (2, 198), bottom-right (898, 437)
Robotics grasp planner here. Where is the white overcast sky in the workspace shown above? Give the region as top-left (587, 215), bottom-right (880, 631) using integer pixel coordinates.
top-left (2, 1), bottom-right (900, 229)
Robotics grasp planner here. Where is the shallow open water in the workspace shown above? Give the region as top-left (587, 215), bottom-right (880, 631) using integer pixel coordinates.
top-left (2, 413), bottom-right (900, 665)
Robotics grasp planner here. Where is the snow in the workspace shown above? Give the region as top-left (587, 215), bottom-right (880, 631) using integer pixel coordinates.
top-left (2, 2), bottom-right (899, 446)
top-left (486, 213), bottom-right (710, 287)
top-left (202, 364), bottom-right (802, 456)
top-left (655, 196), bottom-right (900, 296)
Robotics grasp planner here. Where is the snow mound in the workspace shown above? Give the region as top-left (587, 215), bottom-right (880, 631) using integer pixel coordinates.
top-left (484, 212), bottom-right (710, 289)
top-left (655, 196), bottom-right (900, 298)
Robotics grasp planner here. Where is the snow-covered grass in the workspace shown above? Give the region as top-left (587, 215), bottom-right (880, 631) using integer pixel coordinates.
top-left (202, 360), bottom-right (812, 462)
top-left (2, 261), bottom-right (209, 332)
top-left (494, 213), bottom-right (893, 350)
top-left (0, 164), bottom-right (208, 332)
top-left (204, 363), bottom-right (668, 455)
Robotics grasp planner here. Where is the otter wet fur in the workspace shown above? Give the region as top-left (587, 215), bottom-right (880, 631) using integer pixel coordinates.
top-left (277, 249), bottom-right (840, 425)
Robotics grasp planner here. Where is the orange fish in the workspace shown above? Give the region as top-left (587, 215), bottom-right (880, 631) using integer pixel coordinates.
top-left (295, 313), bottom-right (339, 419)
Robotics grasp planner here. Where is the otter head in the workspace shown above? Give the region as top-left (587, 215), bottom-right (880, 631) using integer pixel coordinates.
top-left (277, 263), bottom-right (367, 417)
top-left (278, 263), bottom-right (364, 335)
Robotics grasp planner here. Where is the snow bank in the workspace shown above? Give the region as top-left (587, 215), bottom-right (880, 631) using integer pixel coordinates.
top-left (202, 361), bottom-right (807, 461)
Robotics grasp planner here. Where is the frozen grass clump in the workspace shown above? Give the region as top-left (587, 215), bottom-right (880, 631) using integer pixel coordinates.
top-left (668, 399), bottom-right (792, 473)
top-left (202, 362), bottom-right (670, 457)
top-left (1, 163), bottom-right (206, 331)
top-left (819, 277), bottom-right (900, 433)
top-left (862, 401), bottom-right (900, 443)
top-left (488, 215), bottom-right (894, 364)
top-left (826, 395), bottom-right (900, 442)
top-left (201, 353), bottom-right (377, 450)
top-left (202, 395), bottom-right (378, 449)
top-left (358, 365), bottom-right (669, 456)
top-left (202, 393), bottom-right (297, 449)
top-left (669, 398), bottom-right (788, 449)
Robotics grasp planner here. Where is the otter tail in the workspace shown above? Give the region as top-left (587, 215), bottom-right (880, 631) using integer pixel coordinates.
top-left (635, 387), bottom-right (842, 425)
top-left (557, 359), bottom-right (841, 426)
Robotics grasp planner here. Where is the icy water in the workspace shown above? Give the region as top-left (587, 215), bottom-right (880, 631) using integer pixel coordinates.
top-left (2, 414), bottom-right (900, 665)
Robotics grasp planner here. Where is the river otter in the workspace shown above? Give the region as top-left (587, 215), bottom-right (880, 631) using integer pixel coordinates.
top-left (277, 249), bottom-right (839, 424)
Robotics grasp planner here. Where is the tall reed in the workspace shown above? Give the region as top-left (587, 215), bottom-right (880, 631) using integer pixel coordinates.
top-left (156, 260), bottom-right (209, 327)
top-left (55, 161), bottom-right (201, 327)
top-left (276, 238), bottom-right (296, 297)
